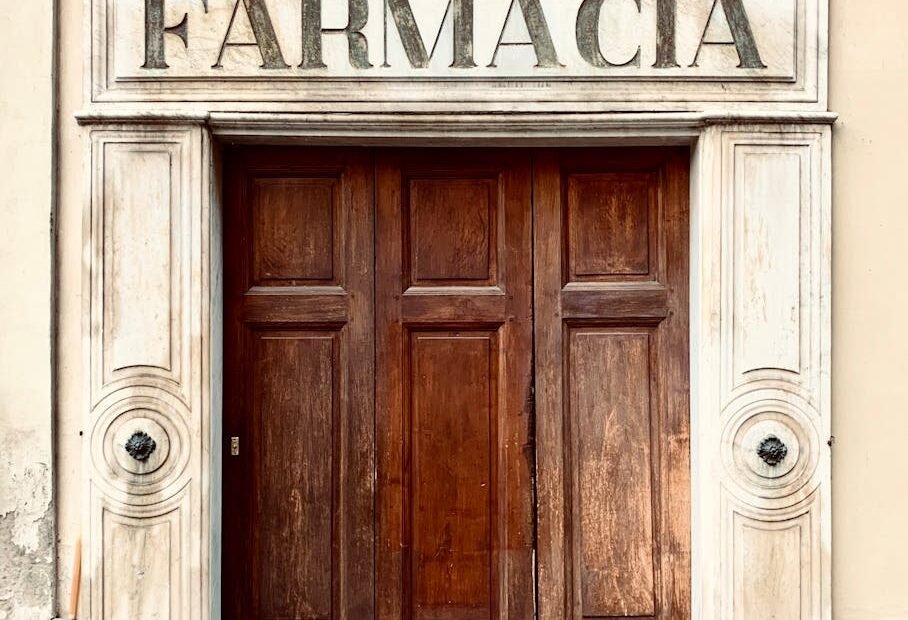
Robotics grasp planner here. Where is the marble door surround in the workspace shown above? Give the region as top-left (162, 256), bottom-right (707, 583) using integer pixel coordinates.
top-left (73, 112), bottom-right (832, 619)
top-left (76, 1), bottom-right (832, 617)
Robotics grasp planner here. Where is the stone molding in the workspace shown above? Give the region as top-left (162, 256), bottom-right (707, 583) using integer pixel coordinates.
top-left (693, 125), bottom-right (832, 618)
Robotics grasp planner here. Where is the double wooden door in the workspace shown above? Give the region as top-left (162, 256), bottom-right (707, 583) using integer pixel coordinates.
top-left (223, 148), bottom-right (690, 620)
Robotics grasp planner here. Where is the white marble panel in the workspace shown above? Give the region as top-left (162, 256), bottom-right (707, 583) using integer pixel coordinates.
top-left (104, 510), bottom-right (177, 620)
top-left (731, 506), bottom-right (817, 619)
top-left (85, 125), bottom-right (210, 620)
top-left (105, 146), bottom-right (174, 375)
top-left (734, 147), bottom-right (803, 381)
top-left (721, 134), bottom-right (823, 403)
top-left (695, 124), bottom-right (831, 620)
top-left (91, 132), bottom-right (195, 406)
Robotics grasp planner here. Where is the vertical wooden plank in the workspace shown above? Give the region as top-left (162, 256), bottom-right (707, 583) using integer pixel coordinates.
top-left (500, 152), bottom-right (535, 620)
top-left (535, 149), bottom-right (690, 620)
top-left (660, 150), bottom-right (692, 619)
top-left (342, 148), bottom-right (377, 620)
top-left (376, 152), bottom-right (407, 620)
top-left (222, 148), bottom-right (374, 620)
top-left (376, 150), bottom-right (534, 620)
top-left (534, 151), bottom-right (569, 620)
top-left (221, 146), bottom-right (251, 620)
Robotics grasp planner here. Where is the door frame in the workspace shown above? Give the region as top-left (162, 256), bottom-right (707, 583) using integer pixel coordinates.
top-left (78, 111), bottom-right (833, 619)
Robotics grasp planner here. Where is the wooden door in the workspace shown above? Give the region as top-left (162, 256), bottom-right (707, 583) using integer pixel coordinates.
top-left (222, 148), bottom-right (375, 619)
top-left (375, 150), bottom-right (535, 620)
top-left (223, 146), bottom-right (690, 620)
top-left (534, 149), bottom-right (691, 620)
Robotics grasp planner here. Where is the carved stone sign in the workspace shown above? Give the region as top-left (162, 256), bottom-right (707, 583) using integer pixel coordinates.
top-left (91, 0), bottom-right (821, 105)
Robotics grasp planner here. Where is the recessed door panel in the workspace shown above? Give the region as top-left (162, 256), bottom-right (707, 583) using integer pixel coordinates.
top-left (251, 177), bottom-right (340, 285)
top-left (565, 172), bottom-right (657, 281)
top-left (570, 329), bottom-right (657, 617)
top-left (410, 332), bottom-right (497, 618)
top-left (255, 331), bottom-right (335, 619)
top-left (407, 178), bottom-right (498, 287)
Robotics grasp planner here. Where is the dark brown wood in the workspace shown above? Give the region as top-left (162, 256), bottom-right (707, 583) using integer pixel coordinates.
top-left (222, 147), bottom-right (375, 620)
top-left (407, 177), bottom-right (498, 287)
top-left (565, 172), bottom-right (657, 280)
top-left (240, 288), bottom-right (350, 324)
top-left (560, 284), bottom-right (670, 321)
top-left (255, 331), bottom-right (335, 618)
top-left (660, 152), bottom-right (692, 618)
top-left (376, 150), bottom-right (535, 620)
top-left (251, 177), bottom-right (340, 285)
top-left (400, 289), bottom-right (508, 324)
top-left (410, 331), bottom-right (497, 616)
top-left (534, 148), bottom-right (691, 620)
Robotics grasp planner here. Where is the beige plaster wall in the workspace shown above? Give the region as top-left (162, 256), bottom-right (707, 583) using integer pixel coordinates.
top-left (40, 0), bottom-right (908, 619)
top-left (0, 0), bottom-right (56, 618)
top-left (829, 1), bottom-right (908, 619)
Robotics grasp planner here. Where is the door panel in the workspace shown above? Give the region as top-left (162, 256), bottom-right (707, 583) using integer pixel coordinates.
top-left (376, 151), bottom-right (535, 620)
top-left (535, 149), bottom-right (691, 620)
top-left (250, 177), bottom-right (341, 285)
top-left (564, 172), bottom-right (657, 280)
top-left (571, 328), bottom-right (656, 617)
top-left (410, 332), bottom-right (497, 615)
top-left (255, 331), bottom-right (335, 619)
top-left (407, 178), bottom-right (498, 286)
top-left (223, 148), bottom-right (375, 620)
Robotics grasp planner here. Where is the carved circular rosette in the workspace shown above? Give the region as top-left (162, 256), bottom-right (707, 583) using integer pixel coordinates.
top-left (757, 435), bottom-right (789, 467)
top-left (124, 430), bottom-right (158, 462)
top-left (90, 388), bottom-right (192, 504)
top-left (721, 389), bottom-right (821, 510)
